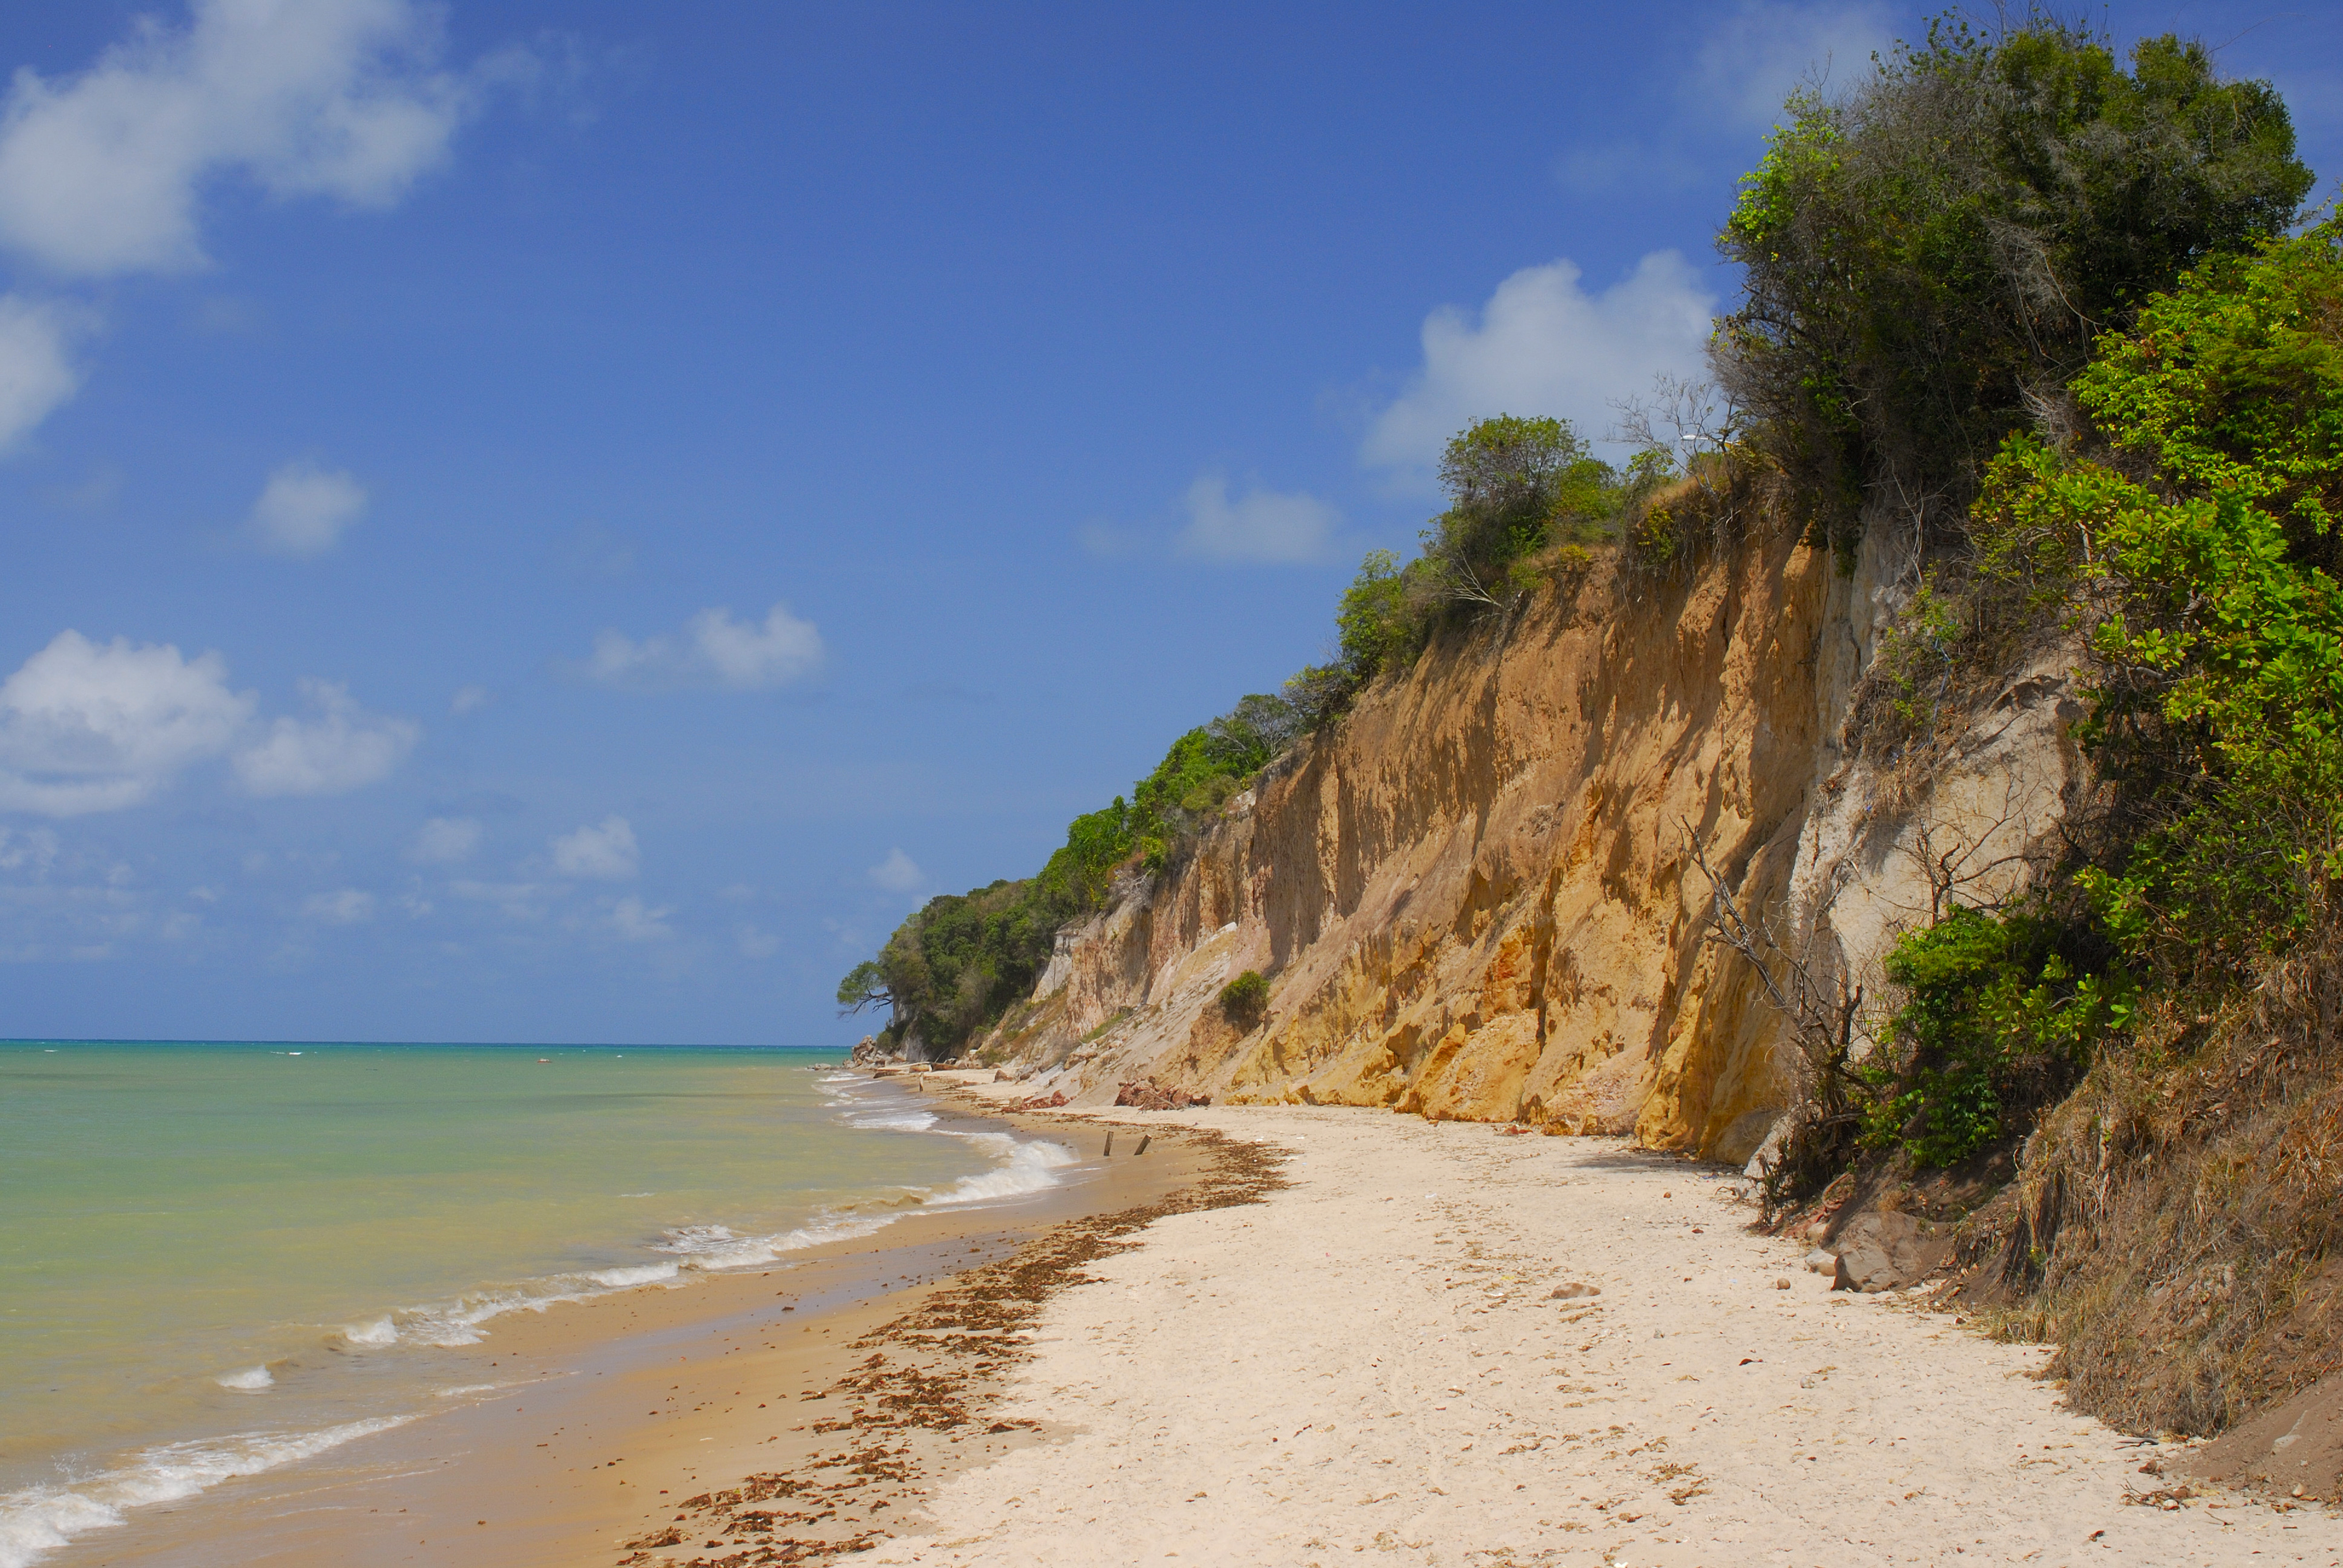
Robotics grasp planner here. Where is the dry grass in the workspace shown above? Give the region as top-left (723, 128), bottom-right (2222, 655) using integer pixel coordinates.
top-left (1949, 932), bottom-right (2343, 1434)
top-left (1615, 451), bottom-right (1791, 586)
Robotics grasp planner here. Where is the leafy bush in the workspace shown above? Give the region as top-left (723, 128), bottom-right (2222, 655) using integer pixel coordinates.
top-left (1863, 906), bottom-right (2133, 1167)
top-left (1219, 970), bottom-right (1269, 1027)
top-left (1418, 415), bottom-right (1634, 604)
top-left (1718, 15), bottom-right (2310, 546)
top-left (2074, 217), bottom-right (2343, 573)
top-left (1332, 549), bottom-right (1422, 682)
top-left (1854, 224), bottom-right (2343, 1167)
top-left (1968, 223), bottom-right (2343, 982)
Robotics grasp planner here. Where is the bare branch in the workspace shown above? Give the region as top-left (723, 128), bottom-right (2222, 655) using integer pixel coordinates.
top-left (1680, 818), bottom-right (1868, 1110)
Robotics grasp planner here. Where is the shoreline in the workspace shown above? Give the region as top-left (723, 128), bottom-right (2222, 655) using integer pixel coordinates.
top-left (631, 1100), bottom-right (1283, 1564)
top-left (55, 1086), bottom-right (2343, 1566)
top-left (42, 1079), bottom-right (1215, 1568)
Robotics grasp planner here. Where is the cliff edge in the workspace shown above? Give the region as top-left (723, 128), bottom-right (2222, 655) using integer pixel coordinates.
top-left (977, 508), bottom-right (2080, 1164)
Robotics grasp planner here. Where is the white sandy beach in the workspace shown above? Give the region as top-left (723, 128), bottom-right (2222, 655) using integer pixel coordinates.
top-left (857, 1102), bottom-right (2340, 1567)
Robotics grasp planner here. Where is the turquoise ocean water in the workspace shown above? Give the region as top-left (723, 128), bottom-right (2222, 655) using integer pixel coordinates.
top-left (0, 1041), bottom-right (1067, 1568)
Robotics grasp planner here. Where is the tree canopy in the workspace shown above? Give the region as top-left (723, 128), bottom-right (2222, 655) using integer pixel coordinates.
top-left (1718, 14), bottom-right (2311, 544)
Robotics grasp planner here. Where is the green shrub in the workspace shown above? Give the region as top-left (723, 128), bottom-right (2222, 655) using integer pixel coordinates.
top-left (1219, 970), bottom-right (1270, 1027)
top-left (1331, 549), bottom-right (1424, 687)
top-left (1968, 224), bottom-right (2343, 981)
top-left (1419, 415), bottom-right (1654, 606)
top-left (1864, 906), bottom-right (2135, 1167)
top-left (1290, 416), bottom-right (1671, 727)
top-left (1850, 225), bottom-right (2343, 1167)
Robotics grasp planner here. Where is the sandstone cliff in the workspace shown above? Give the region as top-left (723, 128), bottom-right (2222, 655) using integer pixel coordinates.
top-left (979, 512), bottom-right (2084, 1163)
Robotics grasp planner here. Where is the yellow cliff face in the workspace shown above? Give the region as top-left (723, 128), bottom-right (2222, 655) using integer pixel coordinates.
top-left (988, 519), bottom-right (2081, 1163)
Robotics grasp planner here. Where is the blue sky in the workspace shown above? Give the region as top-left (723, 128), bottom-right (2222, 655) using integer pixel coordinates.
top-left (0, 0), bottom-right (2335, 1046)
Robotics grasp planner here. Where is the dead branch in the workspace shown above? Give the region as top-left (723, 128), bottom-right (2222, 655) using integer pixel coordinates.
top-left (1681, 818), bottom-right (1867, 1115)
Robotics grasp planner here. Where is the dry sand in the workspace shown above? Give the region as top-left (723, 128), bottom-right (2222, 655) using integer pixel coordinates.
top-left (830, 1098), bottom-right (2342, 1568)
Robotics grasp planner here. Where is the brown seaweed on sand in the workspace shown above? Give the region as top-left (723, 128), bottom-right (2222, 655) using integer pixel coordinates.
top-left (619, 1124), bottom-right (1282, 1567)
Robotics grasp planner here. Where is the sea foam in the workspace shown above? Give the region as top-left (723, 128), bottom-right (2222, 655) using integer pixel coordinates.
top-left (243, 1081), bottom-right (1081, 1467)
top-left (925, 1134), bottom-right (1078, 1205)
top-left (214, 1366), bottom-right (273, 1391)
top-left (652, 1215), bottom-right (894, 1271)
top-left (0, 1416), bottom-right (413, 1568)
top-left (850, 1108), bottom-right (940, 1133)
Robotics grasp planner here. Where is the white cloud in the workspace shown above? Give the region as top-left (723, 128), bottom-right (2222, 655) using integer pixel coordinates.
top-left (449, 683), bottom-right (490, 715)
top-left (692, 604), bottom-right (824, 688)
top-left (245, 459), bottom-right (366, 555)
top-left (0, 630), bottom-right (255, 815)
top-left (0, 0), bottom-right (484, 277)
top-left (1361, 254), bottom-right (1718, 477)
top-left (552, 814), bottom-right (637, 880)
top-left (301, 886), bottom-right (374, 924)
top-left (583, 602), bottom-right (823, 692)
top-left (0, 295), bottom-right (82, 451)
top-left (406, 815), bottom-right (479, 864)
top-left (1177, 475), bottom-right (1339, 563)
top-left (1694, 0), bottom-right (1891, 131)
top-left (448, 877), bottom-right (548, 921)
top-left (608, 895), bottom-right (671, 942)
top-left (868, 848), bottom-right (923, 894)
top-left (736, 924), bottom-right (779, 959)
top-left (0, 825), bottom-right (58, 871)
top-left (232, 677), bottom-right (417, 796)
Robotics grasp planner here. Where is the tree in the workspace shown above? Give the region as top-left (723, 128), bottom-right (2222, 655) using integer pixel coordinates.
top-left (1718, 14), bottom-right (2312, 547)
top-left (1205, 693), bottom-right (1305, 765)
top-left (834, 959), bottom-right (893, 1017)
top-left (1422, 416), bottom-right (1613, 605)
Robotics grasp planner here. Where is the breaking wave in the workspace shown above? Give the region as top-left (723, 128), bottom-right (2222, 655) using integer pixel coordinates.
top-left (0, 1416), bottom-right (413, 1568)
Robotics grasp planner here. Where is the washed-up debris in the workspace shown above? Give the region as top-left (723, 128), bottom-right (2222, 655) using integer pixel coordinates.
top-left (1114, 1078), bottom-right (1209, 1110)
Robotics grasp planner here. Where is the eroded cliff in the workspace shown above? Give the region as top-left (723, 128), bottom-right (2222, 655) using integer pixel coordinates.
top-left (980, 511), bottom-right (2083, 1163)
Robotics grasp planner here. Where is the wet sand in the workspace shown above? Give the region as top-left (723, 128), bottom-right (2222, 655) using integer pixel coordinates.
top-left (57, 1087), bottom-right (1230, 1568)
